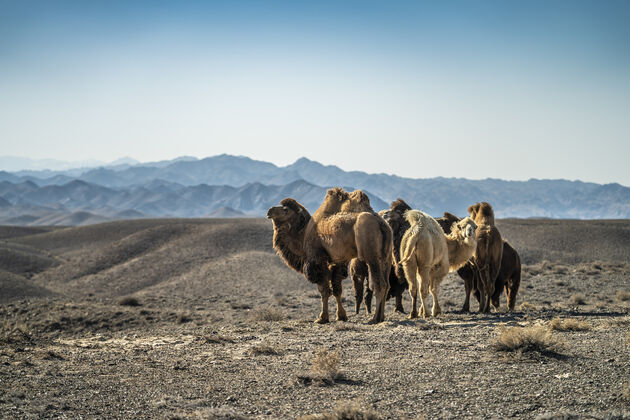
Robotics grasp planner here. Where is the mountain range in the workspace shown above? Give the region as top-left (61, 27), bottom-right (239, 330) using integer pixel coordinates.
top-left (0, 154), bottom-right (628, 225)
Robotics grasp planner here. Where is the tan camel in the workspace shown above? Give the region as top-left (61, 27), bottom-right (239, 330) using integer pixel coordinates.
top-left (399, 210), bottom-right (477, 318)
top-left (267, 188), bottom-right (393, 324)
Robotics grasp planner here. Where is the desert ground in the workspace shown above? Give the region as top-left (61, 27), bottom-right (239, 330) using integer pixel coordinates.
top-left (1, 218), bottom-right (629, 419)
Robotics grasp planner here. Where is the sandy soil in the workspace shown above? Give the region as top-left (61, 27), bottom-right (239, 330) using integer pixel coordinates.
top-left (1, 218), bottom-right (629, 419)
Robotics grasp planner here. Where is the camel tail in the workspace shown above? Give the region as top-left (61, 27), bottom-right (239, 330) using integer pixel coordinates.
top-left (398, 226), bottom-right (419, 265)
top-left (379, 219), bottom-right (393, 264)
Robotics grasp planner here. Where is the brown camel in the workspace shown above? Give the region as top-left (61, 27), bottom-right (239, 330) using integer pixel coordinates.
top-left (351, 198), bottom-right (411, 315)
top-left (267, 188), bottom-right (393, 324)
top-left (399, 210), bottom-right (477, 318)
top-left (436, 212), bottom-right (521, 311)
top-left (466, 202), bottom-right (503, 313)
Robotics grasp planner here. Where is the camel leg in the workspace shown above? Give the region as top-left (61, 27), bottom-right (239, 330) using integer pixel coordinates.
top-left (429, 280), bottom-right (441, 317)
top-left (364, 285), bottom-right (373, 314)
top-left (315, 281), bottom-right (332, 324)
top-left (507, 271), bottom-right (520, 311)
top-left (462, 276), bottom-right (472, 312)
top-left (403, 258), bottom-right (419, 319)
top-left (394, 292), bottom-right (405, 314)
top-left (352, 274), bottom-right (363, 315)
top-left (418, 267), bottom-right (431, 318)
top-left (368, 264), bottom-right (389, 324)
top-left (331, 265), bottom-right (347, 322)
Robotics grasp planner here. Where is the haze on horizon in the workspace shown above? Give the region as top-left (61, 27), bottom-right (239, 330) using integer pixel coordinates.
top-left (1, 1), bottom-right (629, 186)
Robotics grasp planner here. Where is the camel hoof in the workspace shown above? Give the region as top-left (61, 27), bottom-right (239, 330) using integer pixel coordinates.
top-left (314, 317), bottom-right (329, 324)
top-left (394, 306), bottom-right (406, 314)
top-left (408, 311), bottom-right (418, 319)
top-left (337, 313), bottom-right (348, 322)
top-left (367, 318), bottom-right (380, 325)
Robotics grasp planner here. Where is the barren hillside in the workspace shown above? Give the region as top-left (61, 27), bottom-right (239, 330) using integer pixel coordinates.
top-left (1, 218), bottom-right (629, 419)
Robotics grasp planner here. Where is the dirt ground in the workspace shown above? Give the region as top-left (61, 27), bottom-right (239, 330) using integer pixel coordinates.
top-left (1, 218), bottom-right (629, 419)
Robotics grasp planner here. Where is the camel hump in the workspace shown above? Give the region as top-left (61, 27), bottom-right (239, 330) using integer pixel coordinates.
top-left (470, 202), bottom-right (496, 225)
top-left (390, 198), bottom-right (412, 214)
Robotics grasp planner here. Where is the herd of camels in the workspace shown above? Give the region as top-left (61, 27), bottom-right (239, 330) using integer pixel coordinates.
top-left (267, 187), bottom-right (521, 324)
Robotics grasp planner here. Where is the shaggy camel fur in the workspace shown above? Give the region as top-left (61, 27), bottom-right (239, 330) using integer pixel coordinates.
top-left (436, 212), bottom-right (521, 311)
top-left (399, 210), bottom-right (477, 318)
top-left (351, 199), bottom-right (411, 315)
top-left (268, 188), bottom-right (393, 324)
top-left (466, 202), bottom-right (504, 313)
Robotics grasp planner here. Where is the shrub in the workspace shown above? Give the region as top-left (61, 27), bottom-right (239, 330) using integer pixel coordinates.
top-left (299, 401), bottom-right (381, 420)
top-left (249, 306), bottom-right (285, 322)
top-left (493, 325), bottom-right (564, 354)
top-left (616, 291), bottom-right (630, 302)
top-left (248, 342), bottom-right (282, 355)
top-left (570, 294), bottom-right (586, 305)
top-left (519, 302), bottom-right (537, 311)
top-left (549, 318), bottom-right (591, 331)
top-left (176, 312), bottom-right (192, 324)
top-left (311, 348), bottom-right (340, 382)
top-left (118, 296), bottom-right (141, 307)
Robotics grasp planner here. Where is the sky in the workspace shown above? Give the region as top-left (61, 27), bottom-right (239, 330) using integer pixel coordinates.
top-left (1, 0), bottom-right (629, 185)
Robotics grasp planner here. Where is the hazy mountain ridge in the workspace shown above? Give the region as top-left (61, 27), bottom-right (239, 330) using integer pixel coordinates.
top-left (0, 154), bottom-right (628, 225)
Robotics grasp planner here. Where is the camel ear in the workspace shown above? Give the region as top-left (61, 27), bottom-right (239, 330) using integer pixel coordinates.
top-left (467, 204), bottom-right (478, 217)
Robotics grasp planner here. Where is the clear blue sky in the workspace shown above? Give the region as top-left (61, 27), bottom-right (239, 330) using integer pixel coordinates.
top-left (1, 0), bottom-right (629, 185)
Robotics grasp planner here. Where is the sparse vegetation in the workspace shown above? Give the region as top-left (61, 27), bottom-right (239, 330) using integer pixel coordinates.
top-left (570, 293), bottom-right (586, 305)
top-left (311, 348), bottom-right (340, 381)
top-left (175, 312), bottom-right (192, 324)
top-left (623, 383), bottom-right (630, 403)
top-left (249, 306), bottom-right (285, 322)
top-left (493, 325), bottom-right (564, 355)
top-left (519, 301), bottom-right (537, 311)
top-left (297, 348), bottom-right (344, 386)
top-left (616, 291), bottom-right (630, 302)
top-left (299, 401), bottom-right (381, 420)
top-left (549, 318), bottom-right (591, 331)
top-left (248, 342), bottom-right (283, 355)
top-left (118, 296), bottom-right (141, 307)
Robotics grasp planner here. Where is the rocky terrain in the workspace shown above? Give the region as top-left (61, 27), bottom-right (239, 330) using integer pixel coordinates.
top-left (1, 218), bottom-right (629, 419)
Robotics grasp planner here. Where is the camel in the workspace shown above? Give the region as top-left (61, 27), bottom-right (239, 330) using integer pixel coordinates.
top-left (267, 188), bottom-right (393, 324)
top-left (351, 199), bottom-right (412, 315)
top-left (399, 210), bottom-right (478, 318)
top-left (466, 202), bottom-right (504, 313)
top-left (436, 211), bottom-right (521, 311)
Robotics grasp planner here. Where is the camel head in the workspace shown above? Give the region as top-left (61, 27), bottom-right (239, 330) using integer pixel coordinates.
top-left (267, 198), bottom-right (311, 232)
top-left (455, 217), bottom-right (478, 245)
top-left (379, 209), bottom-right (403, 234)
top-left (435, 211), bottom-right (461, 234)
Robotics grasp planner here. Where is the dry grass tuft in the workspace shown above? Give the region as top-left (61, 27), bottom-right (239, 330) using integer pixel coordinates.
top-left (493, 325), bottom-right (564, 355)
top-left (616, 290), bottom-right (630, 302)
top-left (570, 293), bottom-right (587, 305)
top-left (623, 383), bottom-right (630, 402)
top-left (249, 306), bottom-right (285, 322)
top-left (297, 348), bottom-right (344, 386)
top-left (299, 401), bottom-right (381, 420)
top-left (248, 342), bottom-right (283, 356)
top-left (175, 312), bottom-right (192, 324)
top-left (549, 318), bottom-right (591, 331)
top-left (118, 296), bottom-right (141, 307)
top-left (311, 348), bottom-right (340, 382)
top-left (519, 301), bottom-right (537, 311)
top-left (0, 322), bottom-right (32, 344)
top-left (334, 323), bottom-right (365, 332)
